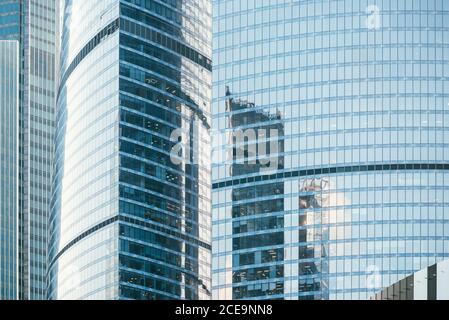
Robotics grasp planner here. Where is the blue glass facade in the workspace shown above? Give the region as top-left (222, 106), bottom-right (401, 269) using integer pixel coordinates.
top-left (212, 0), bottom-right (449, 300)
top-left (0, 0), bottom-right (20, 40)
top-left (0, 0), bottom-right (56, 300)
top-left (49, 0), bottom-right (212, 300)
top-left (0, 40), bottom-right (19, 300)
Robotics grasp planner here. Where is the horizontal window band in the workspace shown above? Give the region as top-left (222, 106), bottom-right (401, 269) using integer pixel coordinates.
top-left (58, 19), bottom-right (120, 98)
top-left (47, 216), bottom-right (119, 273)
top-left (213, 163), bottom-right (449, 189)
top-left (48, 214), bottom-right (210, 272)
top-left (58, 16), bottom-right (211, 99)
top-left (119, 18), bottom-right (212, 71)
top-left (120, 215), bottom-right (211, 251)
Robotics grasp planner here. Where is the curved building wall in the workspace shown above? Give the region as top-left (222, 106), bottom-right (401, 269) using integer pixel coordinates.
top-left (49, 0), bottom-right (212, 300)
top-left (212, 0), bottom-right (449, 300)
top-left (48, 0), bottom-right (121, 300)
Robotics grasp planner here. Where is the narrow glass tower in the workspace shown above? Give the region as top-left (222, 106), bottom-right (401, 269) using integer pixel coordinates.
top-left (0, 0), bottom-right (56, 300)
top-left (0, 40), bottom-right (19, 300)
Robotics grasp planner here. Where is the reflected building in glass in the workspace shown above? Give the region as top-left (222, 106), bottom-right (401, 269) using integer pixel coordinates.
top-left (222, 88), bottom-right (286, 299)
top-left (212, 0), bottom-right (449, 300)
top-left (48, 0), bottom-right (212, 300)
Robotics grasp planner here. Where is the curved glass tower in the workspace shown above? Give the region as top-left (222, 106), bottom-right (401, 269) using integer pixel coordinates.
top-left (212, 0), bottom-right (449, 300)
top-left (49, 0), bottom-right (212, 300)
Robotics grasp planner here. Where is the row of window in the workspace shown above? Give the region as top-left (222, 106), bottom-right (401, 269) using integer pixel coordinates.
top-left (120, 200), bottom-right (201, 232)
top-left (120, 18), bottom-right (211, 71)
top-left (119, 218), bottom-right (210, 252)
top-left (213, 164), bottom-right (449, 188)
top-left (59, 19), bottom-right (119, 95)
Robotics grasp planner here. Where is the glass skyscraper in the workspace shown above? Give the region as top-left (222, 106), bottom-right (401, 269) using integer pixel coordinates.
top-left (0, 40), bottom-right (19, 300)
top-left (212, 0), bottom-right (449, 300)
top-left (0, 0), bottom-right (56, 300)
top-left (48, 0), bottom-right (212, 300)
top-left (20, 0), bottom-right (56, 300)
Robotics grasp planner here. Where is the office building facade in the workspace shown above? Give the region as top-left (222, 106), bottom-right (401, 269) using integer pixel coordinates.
top-left (0, 0), bottom-right (56, 300)
top-left (48, 0), bottom-right (212, 300)
top-left (0, 0), bottom-right (20, 39)
top-left (212, 0), bottom-right (449, 300)
top-left (0, 40), bottom-right (19, 300)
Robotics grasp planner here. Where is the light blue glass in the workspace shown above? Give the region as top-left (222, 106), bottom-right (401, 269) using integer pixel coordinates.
top-left (0, 40), bottom-right (19, 300)
top-left (49, 0), bottom-right (212, 300)
top-left (212, 0), bottom-right (449, 300)
top-left (0, 0), bottom-right (20, 40)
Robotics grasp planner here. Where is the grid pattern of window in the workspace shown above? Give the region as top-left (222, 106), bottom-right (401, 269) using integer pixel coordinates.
top-left (49, 0), bottom-right (212, 300)
top-left (48, 0), bottom-right (120, 300)
top-left (118, 0), bottom-right (212, 300)
top-left (0, 0), bottom-right (20, 40)
top-left (0, 40), bottom-right (19, 300)
top-left (0, 0), bottom-right (56, 300)
top-left (212, 0), bottom-right (449, 300)
top-left (19, 0), bottom-right (57, 300)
